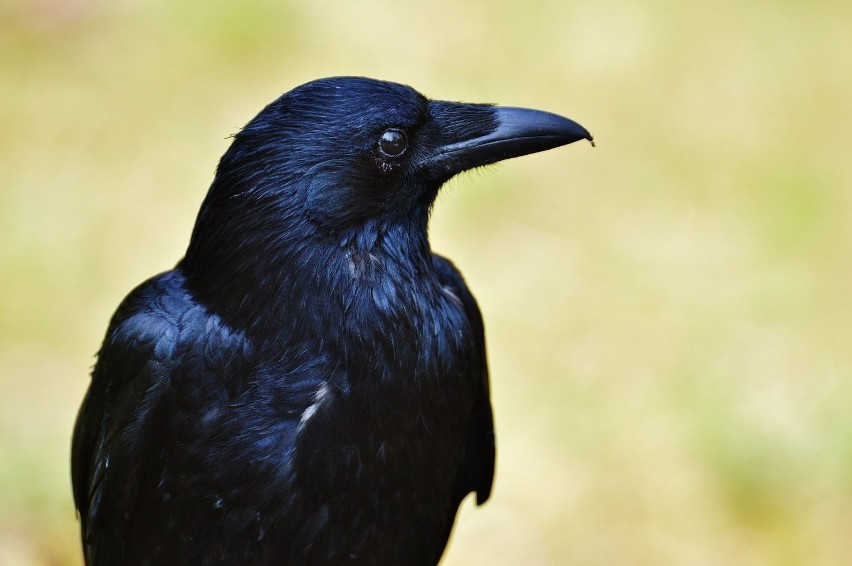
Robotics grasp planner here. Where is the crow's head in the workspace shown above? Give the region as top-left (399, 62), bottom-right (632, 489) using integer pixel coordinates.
top-left (182, 77), bottom-right (590, 325)
top-left (197, 77), bottom-right (592, 237)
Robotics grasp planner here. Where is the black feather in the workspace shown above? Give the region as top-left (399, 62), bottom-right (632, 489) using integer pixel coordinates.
top-left (72, 76), bottom-right (590, 565)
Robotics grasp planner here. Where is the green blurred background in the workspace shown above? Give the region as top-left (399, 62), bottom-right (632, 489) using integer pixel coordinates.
top-left (2, 0), bottom-right (851, 564)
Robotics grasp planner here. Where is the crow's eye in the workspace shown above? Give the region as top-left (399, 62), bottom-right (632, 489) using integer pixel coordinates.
top-left (378, 129), bottom-right (408, 157)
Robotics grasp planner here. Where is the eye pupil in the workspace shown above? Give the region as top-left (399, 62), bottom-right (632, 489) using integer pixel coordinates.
top-left (379, 129), bottom-right (407, 157)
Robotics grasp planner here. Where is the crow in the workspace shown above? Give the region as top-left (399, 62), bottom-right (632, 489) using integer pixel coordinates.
top-left (72, 76), bottom-right (592, 565)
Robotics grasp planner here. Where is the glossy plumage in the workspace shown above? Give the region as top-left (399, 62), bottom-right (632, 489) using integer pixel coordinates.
top-left (72, 77), bottom-right (591, 565)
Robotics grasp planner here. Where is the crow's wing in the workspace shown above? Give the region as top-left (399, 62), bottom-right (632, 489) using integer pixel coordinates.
top-left (71, 270), bottom-right (313, 564)
top-left (432, 254), bottom-right (495, 506)
top-left (72, 271), bottom-right (190, 563)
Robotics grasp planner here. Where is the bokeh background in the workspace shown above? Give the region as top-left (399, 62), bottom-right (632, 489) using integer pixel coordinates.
top-left (2, 0), bottom-right (851, 564)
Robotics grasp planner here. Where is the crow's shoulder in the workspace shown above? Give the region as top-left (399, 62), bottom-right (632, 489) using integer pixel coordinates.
top-left (431, 254), bottom-right (480, 328)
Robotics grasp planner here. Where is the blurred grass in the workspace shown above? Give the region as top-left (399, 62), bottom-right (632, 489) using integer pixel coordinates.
top-left (2, 0), bottom-right (851, 564)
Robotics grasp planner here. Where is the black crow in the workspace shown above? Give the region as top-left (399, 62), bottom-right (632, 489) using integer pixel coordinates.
top-left (72, 76), bottom-right (592, 565)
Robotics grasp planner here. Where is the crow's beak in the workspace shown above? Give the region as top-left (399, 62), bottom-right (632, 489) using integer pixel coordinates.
top-left (424, 105), bottom-right (593, 180)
